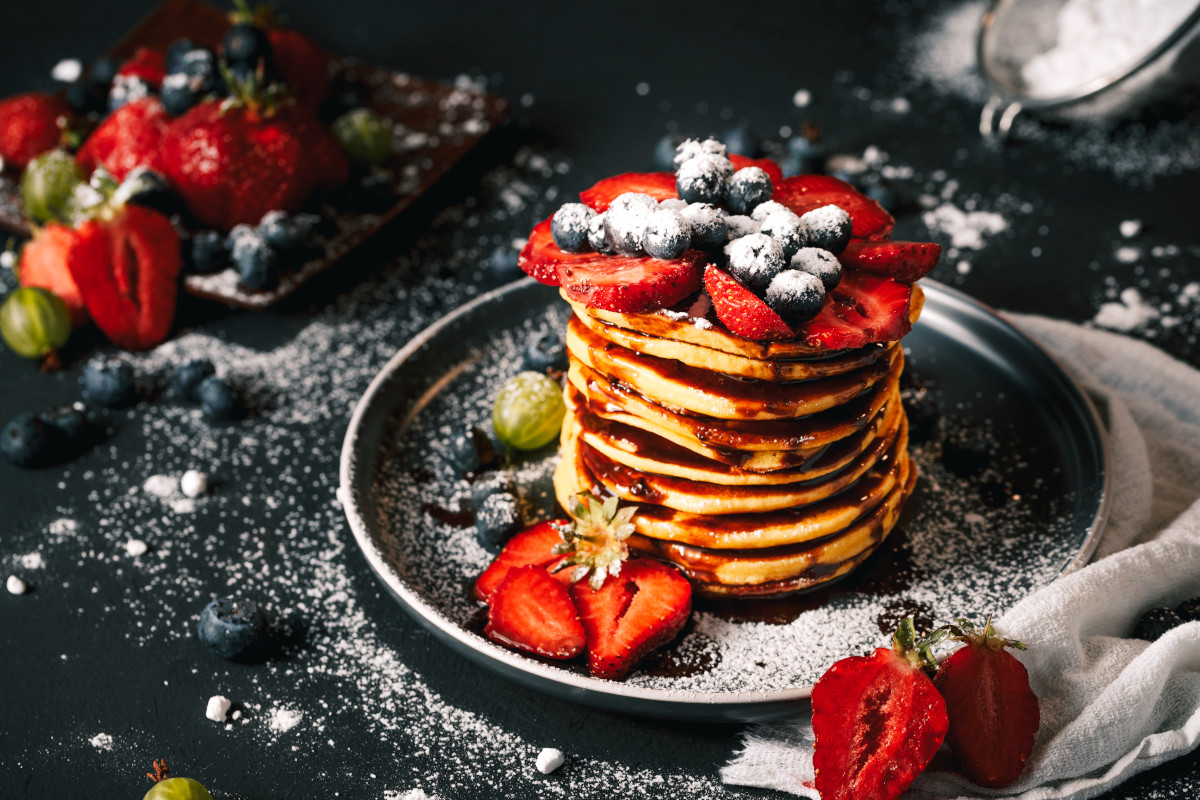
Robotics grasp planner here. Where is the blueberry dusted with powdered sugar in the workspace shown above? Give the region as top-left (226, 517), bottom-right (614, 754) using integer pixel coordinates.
top-left (760, 210), bottom-right (805, 259)
top-left (751, 200), bottom-right (793, 223)
top-left (676, 154), bottom-right (733, 205)
top-left (790, 247), bottom-right (843, 290)
top-left (765, 269), bottom-right (826, 326)
top-left (724, 214), bottom-right (761, 242)
top-left (551, 203), bottom-right (596, 253)
top-left (642, 207), bottom-right (692, 260)
top-left (726, 233), bottom-right (786, 293)
top-left (604, 192), bottom-right (657, 255)
top-left (725, 166), bottom-right (772, 215)
top-left (681, 203), bottom-right (727, 249)
top-left (672, 136), bottom-right (727, 169)
top-left (587, 212), bottom-right (616, 255)
top-left (799, 204), bottom-right (853, 255)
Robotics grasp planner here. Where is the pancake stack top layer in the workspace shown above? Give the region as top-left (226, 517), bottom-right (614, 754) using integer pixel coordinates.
top-left (519, 142), bottom-right (941, 599)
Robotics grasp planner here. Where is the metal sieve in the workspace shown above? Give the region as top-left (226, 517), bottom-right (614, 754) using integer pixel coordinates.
top-left (977, 0), bottom-right (1200, 138)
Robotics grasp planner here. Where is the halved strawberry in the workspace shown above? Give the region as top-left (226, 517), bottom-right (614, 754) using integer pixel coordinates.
top-left (775, 175), bottom-right (894, 241)
top-left (76, 97), bottom-right (167, 181)
top-left (703, 264), bottom-right (794, 341)
top-left (579, 172), bottom-right (678, 211)
top-left (729, 154), bottom-right (783, 185)
top-left (570, 558), bottom-right (692, 680)
top-left (0, 93), bottom-right (70, 170)
top-left (67, 205), bottom-right (181, 351)
top-left (116, 47), bottom-right (167, 89)
top-left (485, 565), bottom-right (586, 660)
top-left (933, 619), bottom-right (1040, 788)
top-left (518, 218), bottom-right (572, 285)
top-left (840, 241), bottom-right (941, 282)
top-left (18, 223), bottom-right (88, 325)
top-left (812, 618), bottom-right (949, 800)
top-left (474, 520), bottom-right (573, 604)
top-left (558, 249), bottom-right (704, 313)
top-left (802, 270), bottom-right (913, 350)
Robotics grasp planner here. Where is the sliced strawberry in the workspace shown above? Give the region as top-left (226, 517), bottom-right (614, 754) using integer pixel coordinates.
top-left (729, 154), bottom-right (783, 185)
top-left (570, 558), bottom-right (691, 680)
top-left (812, 619), bottom-right (949, 800)
top-left (840, 241), bottom-right (942, 282)
top-left (775, 174), bottom-right (894, 241)
top-left (76, 97), bottom-right (167, 181)
top-left (485, 565), bottom-right (586, 660)
top-left (474, 520), bottom-right (573, 604)
top-left (558, 249), bottom-right (704, 313)
top-left (67, 205), bottom-right (181, 351)
top-left (116, 47), bottom-right (167, 89)
top-left (518, 218), bottom-right (571, 286)
top-left (579, 172), bottom-right (678, 212)
top-left (18, 223), bottom-right (88, 325)
top-left (802, 270), bottom-right (913, 350)
top-left (0, 93), bottom-right (70, 170)
top-left (703, 264), bottom-right (795, 341)
top-left (933, 620), bottom-right (1040, 788)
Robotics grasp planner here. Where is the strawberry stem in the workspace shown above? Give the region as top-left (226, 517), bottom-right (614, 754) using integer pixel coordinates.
top-left (891, 615), bottom-right (945, 671)
top-left (939, 616), bottom-right (1027, 651)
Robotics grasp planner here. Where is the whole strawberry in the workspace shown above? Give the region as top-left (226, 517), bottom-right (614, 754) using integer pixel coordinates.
top-left (0, 93), bottom-right (70, 170)
top-left (160, 79), bottom-right (315, 231)
top-left (228, 2), bottom-right (331, 108)
top-left (76, 97), bottom-right (168, 181)
top-left (933, 617), bottom-right (1040, 788)
top-left (811, 617), bottom-right (949, 800)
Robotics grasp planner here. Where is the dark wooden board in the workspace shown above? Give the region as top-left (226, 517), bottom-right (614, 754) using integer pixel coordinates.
top-left (0, 0), bottom-right (507, 309)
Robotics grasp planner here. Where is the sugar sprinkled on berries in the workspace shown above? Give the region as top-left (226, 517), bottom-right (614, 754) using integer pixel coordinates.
top-left (642, 208), bottom-right (692, 260)
top-left (676, 154), bottom-right (733, 205)
top-left (586, 212), bottom-right (615, 255)
top-left (724, 215), bottom-right (761, 242)
top-left (726, 233), bottom-right (786, 293)
top-left (725, 167), bottom-right (773, 215)
top-left (765, 269), bottom-right (827, 326)
top-left (790, 247), bottom-right (843, 290)
top-left (750, 200), bottom-right (793, 223)
top-left (550, 203), bottom-right (596, 254)
top-left (604, 193), bottom-right (657, 255)
top-left (681, 203), bottom-right (727, 249)
top-left (759, 210), bottom-right (805, 259)
top-left (799, 204), bottom-right (853, 255)
top-left (672, 137), bottom-right (727, 169)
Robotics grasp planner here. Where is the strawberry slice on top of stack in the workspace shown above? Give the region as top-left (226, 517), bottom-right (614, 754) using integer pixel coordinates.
top-left (519, 135), bottom-right (940, 349)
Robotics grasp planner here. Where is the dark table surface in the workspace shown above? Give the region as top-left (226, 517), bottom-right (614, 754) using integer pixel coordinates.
top-left (2, 1), bottom-right (1198, 798)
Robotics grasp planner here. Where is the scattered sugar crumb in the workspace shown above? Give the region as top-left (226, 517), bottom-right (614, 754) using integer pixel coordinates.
top-left (1120, 219), bottom-right (1143, 238)
top-left (635, 82), bottom-right (650, 96)
top-left (956, 260), bottom-right (972, 275)
top-left (125, 539), bottom-right (148, 557)
top-left (143, 474), bottom-right (177, 498)
top-left (51, 58), bottom-right (82, 82)
top-left (1093, 288), bottom-right (1159, 332)
top-left (536, 748), bottom-right (566, 775)
top-left (180, 470), bottom-right (208, 498)
top-left (792, 89), bottom-right (811, 108)
top-left (206, 695), bottom-right (232, 723)
top-left (6, 575), bottom-right (27, 595)
top-left (1115, 246), bottom-right (1140, 264)
top-left (268, 707), bottom-right (303, 733)
top-left (88, 733), bottom-right (113, 751)
top-left (16, 553), bottom-right (44, 570)
top-left (922, 203), bottom-right (1008, 250)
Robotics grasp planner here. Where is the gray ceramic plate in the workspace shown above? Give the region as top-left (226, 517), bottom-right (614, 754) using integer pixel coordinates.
top-left (339, 278), bottom-right (1110, 722)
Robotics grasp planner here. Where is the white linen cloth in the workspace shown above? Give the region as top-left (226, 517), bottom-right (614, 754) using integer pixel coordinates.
top-left (722, 315), bottom-right (1200, 800)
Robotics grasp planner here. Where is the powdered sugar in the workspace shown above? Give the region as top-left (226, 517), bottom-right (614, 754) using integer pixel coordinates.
top-left (921, 203), bottom-right (1009, 250)
top-left (267, 707), bottom-right (302, 732)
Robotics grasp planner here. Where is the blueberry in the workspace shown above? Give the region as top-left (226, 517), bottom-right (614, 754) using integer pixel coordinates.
top-left (121, 168), bottom-right (178, 216)
top-left (89, 57), bottom-right (120, 86)
top-left (197, 596), bottom-right (268, 660)
top-left (450, 424), bottom-right (499, 474)
top-left (676, 154), bottom-right (733, 205)
top-left (760, 210), bottom-right (805, 259)
top-left (1133, 607), bottom-right (1185, 642)
top-left (64, 80), bottom-right (105, 114)
top-left (172, 358), bottom-right (217, 402)
top-left (190, 230), bottom-right (229, 274)
top-left (470, 470), bottom-right (516, 510)
top-left (672, 137), bottom-right (727, 170)
top-left (197, 376), bottom-right (242, 421)
top-left (488, 244), bottom-right (521, 279)
top-left (724, 214), bottom-right (761, 242)
top-left (165, 38), bottom-right (198, 74)
top-left (160, 72), bottom-right (197, 117)
top-left (799, 205), bottom-right (852, 255)
top-left (941, 428), bottom-right (990, 477)
top-left (475, 490), bottom-right (522, 550)
top-left (643, 208), bottom-right (692, 260)
top-left (258, 210), bottom-right (296, 249)
top-left (786, 135), bottom-right (827, 175)
top-left (1176, 597), bottom-right (1200, 622)
top-left (790, 247), bottom-right (842, 290)
top-left (38, 403), bottom-right (89, 442)
top-left (725, 233), bottom-right (785, 293)
top-left (1, 413), bottom-right (48, 468)
top-left (725, 167), bottom-right (773, 215)
top-left (681, 203), bottom-right (727, 249)
top-left (723, 124), bottom-right (762, 157)
top-left (765, 269), bottom-right (826, 326)
top-left (866, 182), bottom-right (900, 214)
top-left (524, 330), bottom-right (567, 373)
top-left (290, 212), bottom-right (322, 240)
top-left (653, 133), bottom-right (684, 171)
top-left (230, 226), bottom-right (276, 290)
top-left (586, 212), bottom-right (615, 255)
top-left (550, 203), bottom-right (595, 254)
top-left (604, 193), bottom-right (657, 255)
top-left (108, 75), bottom-right (151, 112)
top-left (222, 24), bottom-right (272, 67)
top-left (82, 356), bottom-right (135, 408)
top-left (750, 200), bottom-right (791, 223)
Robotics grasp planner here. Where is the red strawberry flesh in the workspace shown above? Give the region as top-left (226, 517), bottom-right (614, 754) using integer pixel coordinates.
top-left (474, 520), bottom-right (573, 604)
top-left (729, 154), bottom-right (784, 185)
top-left (518, 218), bottom-right (569, 286)
top-left (570, 558), bottom-right (691, 680)
top-left (812, 646), bottom-right (948, 800)
top-left (18, 223), bottom-right (88, 325)
top-left (485, 565), bottom-right (586, 660)
top-left (775, 175), bottom-right (894, 241)
top-left (704, 264), bottom-right (795, 341)
top-left (0, 93), bottom-right (70, 169)
top-left (580, 172), bottom-right (678, 212)
top-left (802, 270), bottom-right (914, 350)
top-left (76, 97), bottom-right (167, 181)
top-left (839, 241), bottom-right (942, 282)
top-left (558, 249), bottom-right (705, 313)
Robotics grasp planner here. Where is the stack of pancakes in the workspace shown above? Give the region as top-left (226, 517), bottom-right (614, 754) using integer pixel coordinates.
top-left (553, 288), bottom-right (924, 598)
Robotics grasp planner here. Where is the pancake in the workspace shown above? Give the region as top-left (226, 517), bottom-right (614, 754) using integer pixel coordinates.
top-left (566, 315), bottom-right (900, 421)
top-left (570, 283), bottom-right (925, 361)
top-left (567, 297), bottom-right (894, 382)
top-left (574, 389), bottom-right (903, 487)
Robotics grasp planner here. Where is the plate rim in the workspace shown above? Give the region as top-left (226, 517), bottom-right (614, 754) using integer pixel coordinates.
top-left (338, 277), bottom-right (1111, 714)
